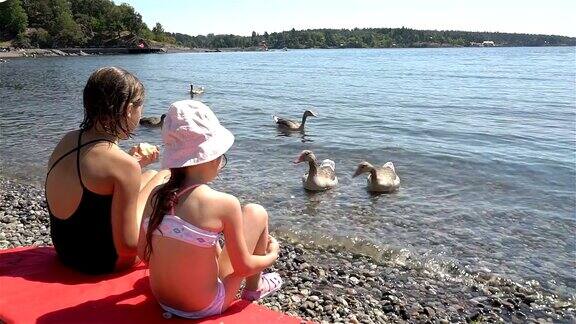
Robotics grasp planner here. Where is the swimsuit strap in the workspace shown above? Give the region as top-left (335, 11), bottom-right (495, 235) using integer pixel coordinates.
top-left (76, 130), bottom-right (84, 188)
top-left (177, 185), bottom-right (201, 198)
top-left (75, 130), bottom-right (116, 189)
top-left (170, 184), bottom-right (201, 214)
top-left (46, 130), bottom-right (116, 181)
top-left (76, 130), bottom-right (86, 189)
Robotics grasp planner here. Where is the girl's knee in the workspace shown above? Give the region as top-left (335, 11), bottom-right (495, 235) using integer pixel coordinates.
top-left (142, 169), bottom-right (158, 175)
top-left (141, 169), bottom-right (158, 179)
top-left (242, 203), bottom-right (268, 223)
top-left (151, 169), bottom-right (171, 184)
top-left (140, 170), bottom-right (158, 190)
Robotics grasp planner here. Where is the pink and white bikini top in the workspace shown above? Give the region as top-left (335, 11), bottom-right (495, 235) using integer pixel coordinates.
top-left (142, 185), bottom-right (221, 248)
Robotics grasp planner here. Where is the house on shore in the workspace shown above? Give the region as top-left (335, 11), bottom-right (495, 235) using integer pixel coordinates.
top-left (470, 41), bottom-right (496, 47)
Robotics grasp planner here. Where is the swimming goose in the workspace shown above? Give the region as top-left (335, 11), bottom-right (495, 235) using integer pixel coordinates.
top-left (353, 161), bottom-right (400, 193)
top-left (273, 110), bottom-right (317, 131)
top-left (190, 84), bottom-right (205, 95)
top-left (139, 114), bottom-right (166, 127)
top-left (294, 150), bottom-right (338, 191)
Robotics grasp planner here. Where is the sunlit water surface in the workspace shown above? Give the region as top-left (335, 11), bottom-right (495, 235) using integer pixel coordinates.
top-left (1, 47), bottom-right (574, 298)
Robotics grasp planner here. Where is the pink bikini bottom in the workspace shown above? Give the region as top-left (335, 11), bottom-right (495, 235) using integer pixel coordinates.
top-left (159, 278), bottom-right (225, 319)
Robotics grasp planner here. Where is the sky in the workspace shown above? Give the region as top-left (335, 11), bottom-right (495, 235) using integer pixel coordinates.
top-left (120, 0), bottom-right (576, 37)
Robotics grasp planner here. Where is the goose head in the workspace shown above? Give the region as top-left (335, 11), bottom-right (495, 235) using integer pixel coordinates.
top-left (294, 150), bottom-right (317, 164)
top-left (353, 161), bottom-right (375, 178)
top-left (303, 110), bottom-right (318, 118)
top-left (160, 114), bottom-right (167, 122)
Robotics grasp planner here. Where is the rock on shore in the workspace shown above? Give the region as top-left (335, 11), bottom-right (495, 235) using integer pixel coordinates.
top-left (1, 178), bottom-right (574, 323)
top-left (0, 48), bottom-right (69, 58)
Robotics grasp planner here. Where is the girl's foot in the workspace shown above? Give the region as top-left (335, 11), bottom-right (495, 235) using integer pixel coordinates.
top-left (241, 272), bottom-right (283, 301)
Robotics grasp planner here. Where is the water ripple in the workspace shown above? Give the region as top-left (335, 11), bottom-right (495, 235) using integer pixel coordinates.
top-left (0, 47), bottom-right (574, 298)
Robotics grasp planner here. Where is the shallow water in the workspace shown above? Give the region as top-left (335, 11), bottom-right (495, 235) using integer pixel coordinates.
top-left (0, 47), bottom-right (574, 298)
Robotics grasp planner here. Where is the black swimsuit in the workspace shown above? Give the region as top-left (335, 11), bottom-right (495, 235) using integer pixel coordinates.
top-left (46, 130), bottom-right (118, 274)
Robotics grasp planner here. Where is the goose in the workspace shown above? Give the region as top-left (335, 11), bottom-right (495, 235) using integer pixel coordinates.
top-left (139, 114), bottom-right (166, 127)
top-left (294, 150), bottom-right (338, 191)
top-left (273, 110), bottom-right (317, 131)
top-left (353, 161), bottom-right (400, 193)
top-left (190, 84), bottom-right (205, 95)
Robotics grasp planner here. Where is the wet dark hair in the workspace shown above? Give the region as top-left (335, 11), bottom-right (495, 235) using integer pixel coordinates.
top-left (80, 67), bottom-right (145, 138)
top-left (144, 155), bottom-right (228, 261)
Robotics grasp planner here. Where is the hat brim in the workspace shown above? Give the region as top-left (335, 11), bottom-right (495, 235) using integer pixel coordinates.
top-left (161, 126), bottom-right (235, 169)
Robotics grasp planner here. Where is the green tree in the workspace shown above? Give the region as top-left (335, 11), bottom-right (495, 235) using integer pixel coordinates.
top-left (105, 6), bottom-right (125, 38)
top-left (70, 0), bottom-right (113, 39)
top-left (251, 30), bottom-right (258, 46)
top-left (28, 27), bottom-right (50, 47)
top-left (152, 22), bottom-right (164, 41)
top-left (13, 31), bottom-right (31, 47)
top-left (0, 0), bottom-right (28, 38)
top-left (53, 9), bottom-right (85, 46)
top-left (116, 3), bottom-right (145, 35)
top-left (152, 22), bottom-right (164, 34)
top-left (6, 1), bottom-right (576, 49)
top-left (138, 26), bottom-right (154, 40)
top-left (22, 0), bottom-right (51, 28)
top-left (70, 0), bottom-right (114, 20)
top-left (74, 13), bottom-right (97, 40)
top-left (50, 0), bottom-right (85, 46)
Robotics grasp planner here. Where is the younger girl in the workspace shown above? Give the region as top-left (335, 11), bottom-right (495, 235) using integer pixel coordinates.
top-left (139, 100), bottom-right (283, 319)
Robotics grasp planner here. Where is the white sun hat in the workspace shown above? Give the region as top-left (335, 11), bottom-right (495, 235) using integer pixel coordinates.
top-left (161, 100), bottom-right (234, 169)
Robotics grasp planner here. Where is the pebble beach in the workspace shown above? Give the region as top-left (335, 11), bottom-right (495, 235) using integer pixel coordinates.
top-left (1, 177), bottom-right (574, 323)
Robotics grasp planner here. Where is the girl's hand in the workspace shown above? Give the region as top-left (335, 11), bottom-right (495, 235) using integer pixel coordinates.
top-left (266, 235), bottom-right (280, 258)
top-left (129, 143), bottom-right (159, 167)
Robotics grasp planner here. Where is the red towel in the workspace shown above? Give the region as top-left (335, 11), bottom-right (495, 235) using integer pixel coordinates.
top-left (0, 247), bottom-right (301, 324)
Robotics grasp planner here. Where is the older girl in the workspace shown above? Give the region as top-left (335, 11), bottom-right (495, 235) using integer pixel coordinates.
top-left (45, 67), bottom-right (168, 274)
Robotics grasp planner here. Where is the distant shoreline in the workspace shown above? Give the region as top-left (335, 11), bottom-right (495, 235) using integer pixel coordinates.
top-left (0, 46), bottom-right (267, 59)
top-left (1, 44), bottom-right (574, 60)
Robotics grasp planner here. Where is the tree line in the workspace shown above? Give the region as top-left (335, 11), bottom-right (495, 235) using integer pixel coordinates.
top-left (170, 28), bottom-right (575, 49)
top-left (0, 0), bottom-right (169, 48)
top-left (1, 0), bottom-right (574, 49)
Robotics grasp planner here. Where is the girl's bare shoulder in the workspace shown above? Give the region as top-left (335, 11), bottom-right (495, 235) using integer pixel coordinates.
top-left (48, 130), bottom-right (92, 170)
top-left (195, 185), bottom-right (241, 213)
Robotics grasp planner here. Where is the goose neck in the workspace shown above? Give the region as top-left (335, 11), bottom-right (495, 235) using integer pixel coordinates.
top-left (369, 168), bottom-right (378, 180)
top-left (300, 113), bottom-right (309, 128)
top-left (307, 159), bottom-right (318, 176)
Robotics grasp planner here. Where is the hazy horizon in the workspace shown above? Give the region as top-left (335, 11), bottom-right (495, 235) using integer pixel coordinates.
top-left (121, 0), bottom-right (576, 38)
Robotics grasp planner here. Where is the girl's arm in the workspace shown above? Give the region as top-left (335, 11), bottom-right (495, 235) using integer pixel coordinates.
top-left (110, 154), bottom-right (142, 259)
top-left (136, 222), bottom-right (148, 263)
top-left (218, 194), bottom-right (278, 277)
top-left (137, 186), bottom-right (159, 263)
